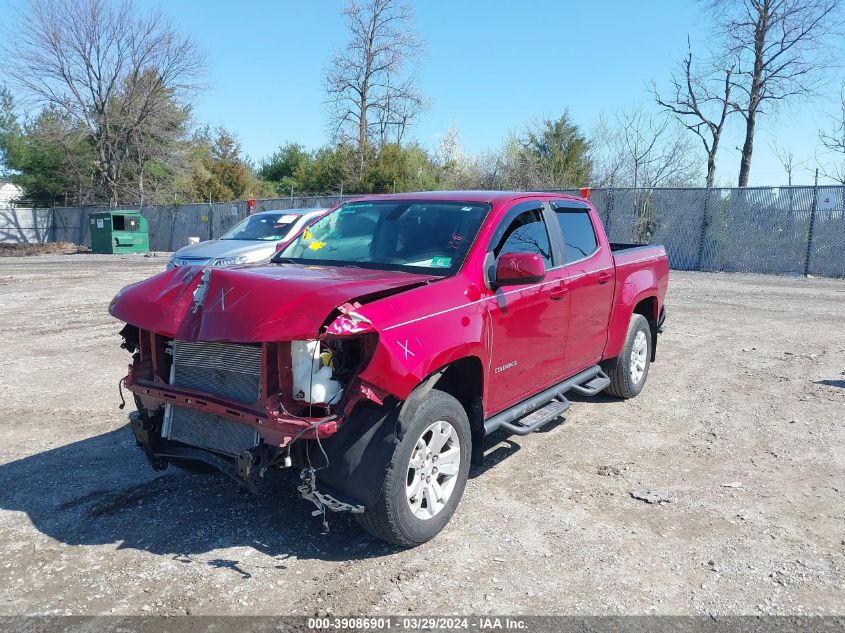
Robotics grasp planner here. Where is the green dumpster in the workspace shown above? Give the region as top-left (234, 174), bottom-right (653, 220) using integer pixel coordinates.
top-left (89, 211), bottom-right (150, 254)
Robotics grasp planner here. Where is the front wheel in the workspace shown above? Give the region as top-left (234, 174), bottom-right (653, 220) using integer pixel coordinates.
top-left (603, 314), bottom-right (652, 399)
top-left (357, 389), bottom-right (471, 547)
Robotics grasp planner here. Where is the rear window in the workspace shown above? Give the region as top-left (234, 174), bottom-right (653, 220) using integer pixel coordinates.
top-left (555, 209), bottom-right (598, 263)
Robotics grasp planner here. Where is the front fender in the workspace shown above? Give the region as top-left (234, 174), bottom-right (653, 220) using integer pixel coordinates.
top-left (358, 312), bottom-right (487, 402)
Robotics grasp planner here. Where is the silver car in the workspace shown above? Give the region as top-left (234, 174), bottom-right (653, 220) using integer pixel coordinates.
top-left (167, 208), bottom-right (327, 270)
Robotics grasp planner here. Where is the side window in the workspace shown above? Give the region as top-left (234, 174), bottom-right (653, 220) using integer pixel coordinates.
top-left (555, 210), bottom-right (598, 263)
top-left (494, 209), bottom-right (553, 269)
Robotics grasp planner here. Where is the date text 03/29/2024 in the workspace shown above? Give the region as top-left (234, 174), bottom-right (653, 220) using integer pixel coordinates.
top-left (306, 616), bottom-right (528, 630)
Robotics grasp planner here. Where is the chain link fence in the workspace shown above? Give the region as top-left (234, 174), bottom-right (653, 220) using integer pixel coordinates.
top-left (49, 196), bottom-right (341, 252)
top-left (554, 186), bottom-right (844, 277)
top-left (22, 186), bottom-right (845, 277)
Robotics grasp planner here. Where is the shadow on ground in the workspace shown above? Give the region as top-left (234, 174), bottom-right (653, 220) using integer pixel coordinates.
top-left (567, 392), bottom-right (619, 405)
top-left (0, 426), bottom-right (400, 562)
top-left (815, 379), bottom-right (845, 388)
top-left (0, 415), bottom-right (576, 561)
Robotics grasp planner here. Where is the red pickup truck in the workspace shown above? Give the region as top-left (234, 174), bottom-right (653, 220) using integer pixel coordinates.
top-left (111, 191), bottom-right (668, 546)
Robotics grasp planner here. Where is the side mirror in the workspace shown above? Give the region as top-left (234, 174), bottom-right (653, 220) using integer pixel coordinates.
top-left (493, 252), bottom-right (546, 286)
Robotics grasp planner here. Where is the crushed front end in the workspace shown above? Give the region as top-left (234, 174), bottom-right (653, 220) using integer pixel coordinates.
top-left (108, 257), bottom-right (437, 526)
top-left (119, 316), bottom-right (386, 513)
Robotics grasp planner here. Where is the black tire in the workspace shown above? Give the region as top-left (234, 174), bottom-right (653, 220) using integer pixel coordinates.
top-left (603, 314), bottom-right (652, 399)
top-left (356, 389), bottom-right (471, 547)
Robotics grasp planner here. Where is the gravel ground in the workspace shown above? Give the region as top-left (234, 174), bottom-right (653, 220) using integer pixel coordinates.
top-left (0, 254), bottom-right (842, 616)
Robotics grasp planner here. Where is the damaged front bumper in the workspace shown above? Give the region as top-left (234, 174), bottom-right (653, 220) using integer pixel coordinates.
top-left (128, 410), bottom-right (279, 493)
top-left (119, 320), bottom-right (390, 517)
top-left (128, 408), bottom-right (367, 516)
top-left (127, 376), bottom-right (339, 444)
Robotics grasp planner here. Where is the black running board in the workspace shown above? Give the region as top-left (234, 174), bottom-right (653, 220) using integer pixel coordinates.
top-left (483, 365), bottom-right (604, 436)
top-left (497, 397), bottom-right (570, 435)
top-left (569, 371), bottom-right (611, 396)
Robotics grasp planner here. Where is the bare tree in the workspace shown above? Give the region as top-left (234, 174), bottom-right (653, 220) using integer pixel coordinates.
top-left (124, 108), bottom-right (192, 205)
top-left (817, 159), bottom-right (845, 184)
top-left (326, 0), bottom-right (427, 178)
top-left (708, 0), bottom-right (842, 186)
top-left (588, 113), bottom-right (628, 187)
top-left (770, 141), bottom-right (806, 185)
top-left (615, 107), bottom-right (702, 189)
top-left (820, 84), bottom-right (845, 154)
top-left (654, 40), bottom-right (734, 188)
top-left (818, 86), bottom-right (845, 184)
top-left (596, 108), bottom-right (695, 241)
top-left (2, 0), bottom-right (204, 205)
top-left (374, 77), bottom-right (427, 147)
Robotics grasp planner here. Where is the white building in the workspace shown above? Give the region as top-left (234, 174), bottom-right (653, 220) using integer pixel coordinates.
top-left (0, 181), bottom-right (24, 207)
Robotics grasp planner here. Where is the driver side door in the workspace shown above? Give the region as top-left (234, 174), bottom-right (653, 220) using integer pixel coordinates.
top-left (484, 201), bottom-right (570, 415)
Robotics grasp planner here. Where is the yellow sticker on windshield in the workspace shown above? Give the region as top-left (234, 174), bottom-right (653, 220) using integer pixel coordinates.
top-left (304, 229), bottom-right (313, 239)
top-left (309, 241), bottom-right (326, 251)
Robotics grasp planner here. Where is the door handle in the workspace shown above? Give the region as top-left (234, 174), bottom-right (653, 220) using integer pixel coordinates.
top-left (597, 271), bottom-right (612, 285)
top-left (550, 283), bottom-right (568, 300)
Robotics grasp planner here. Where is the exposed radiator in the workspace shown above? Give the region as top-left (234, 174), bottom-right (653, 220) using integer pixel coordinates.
top-left (171, 340), bottom-right (262, 404)
top-left (165, 406), bottom-right (258, 456)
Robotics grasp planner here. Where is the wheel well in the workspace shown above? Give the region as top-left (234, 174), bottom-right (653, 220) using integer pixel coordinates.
top-left (633, 296), bottom-right (658, 361)
top-left (432, 357), bottom-right (485, 467)
top-left (432, 357), bottom-right (482, 411)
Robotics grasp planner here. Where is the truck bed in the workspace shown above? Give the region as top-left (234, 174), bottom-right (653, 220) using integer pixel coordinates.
top-left (609, 242), bottom-right (651, 252)
top-left (610, 242), bottom-right (667, 265)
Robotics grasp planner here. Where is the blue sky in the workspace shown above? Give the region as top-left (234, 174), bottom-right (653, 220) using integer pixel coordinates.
top-left (3, 0), bottom-right (844, 185)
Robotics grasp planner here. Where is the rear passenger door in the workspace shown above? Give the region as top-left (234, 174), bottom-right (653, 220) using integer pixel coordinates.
top-left (549, 200), bottom-right (615, 374)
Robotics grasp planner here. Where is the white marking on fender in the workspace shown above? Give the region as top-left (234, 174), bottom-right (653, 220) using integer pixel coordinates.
top-left (398, 339), bottom-right (415, 359)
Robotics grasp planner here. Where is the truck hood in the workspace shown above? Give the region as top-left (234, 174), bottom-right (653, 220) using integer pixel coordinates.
top-left (109, 263), bottom-right (435, 342)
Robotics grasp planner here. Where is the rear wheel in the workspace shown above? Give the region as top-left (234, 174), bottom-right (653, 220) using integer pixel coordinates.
top-left (357, 389), bottom-right (471, 547)
top-left (604, 314), bottom-right (652, 399)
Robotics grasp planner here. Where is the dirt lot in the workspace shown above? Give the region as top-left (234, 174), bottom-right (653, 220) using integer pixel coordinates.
top-left (0, 254), bottom-right (842, 616)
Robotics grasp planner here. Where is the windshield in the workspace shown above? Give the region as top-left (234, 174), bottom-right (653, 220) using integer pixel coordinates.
top-left (220, 212), bottom-right (300, 241)
top-left (273, 200), bottom-right (490, 274)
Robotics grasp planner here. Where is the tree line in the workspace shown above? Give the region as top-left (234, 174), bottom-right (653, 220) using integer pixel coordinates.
top-left (1, 0), bottom-right (843, 208)
top-left (0, 90), bottom-right (262, 207)
top-left (654, 0), bottom-right (843, 187)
